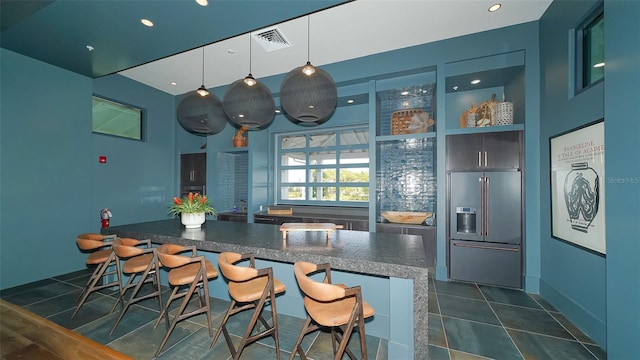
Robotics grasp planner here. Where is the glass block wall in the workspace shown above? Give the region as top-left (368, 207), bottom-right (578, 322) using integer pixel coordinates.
top-left (215, 151), bottom-right (248, 211)
top-left (376, 138), bottom-right (436, 223)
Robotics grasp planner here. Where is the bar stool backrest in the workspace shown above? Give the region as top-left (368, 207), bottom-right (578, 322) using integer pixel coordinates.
top-left (294, 261), bottom-right (346, 302)
top-left (156, 244), bottom-right (192, 268)
top-left (217, 252), bottom-right (259, 282)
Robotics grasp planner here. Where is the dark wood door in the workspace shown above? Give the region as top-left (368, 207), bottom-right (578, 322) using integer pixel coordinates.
top-left (180, 153), bottom-right (206, 194)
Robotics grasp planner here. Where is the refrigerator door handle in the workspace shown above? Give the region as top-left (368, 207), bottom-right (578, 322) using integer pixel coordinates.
top-left (484, 151), bottom-right (488, 167)
top-left (452, 242), bottom-right (519, 252)
top-left (479, 176), bottom-right (485, 236)
top-left (478, 152), bottom-right (482, 168)
top-left (485, 177), bottom-right (490, 236)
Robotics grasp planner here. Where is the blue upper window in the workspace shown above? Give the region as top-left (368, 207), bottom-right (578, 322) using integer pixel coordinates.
top-left (576, 6), bottom-right (604, 91)
top-left (92, 96), bottom-right (144, 140)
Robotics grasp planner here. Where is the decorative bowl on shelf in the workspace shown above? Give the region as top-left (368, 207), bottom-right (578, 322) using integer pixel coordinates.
top-left (381, 211), bottom-right (433, 225)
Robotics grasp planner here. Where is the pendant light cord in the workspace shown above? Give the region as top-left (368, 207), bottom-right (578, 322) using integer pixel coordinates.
top-left (248, 33), bottom-right (252, 74)
top-left (307, 16), bottom-right (311, 62)
top-left (201, 46), bottom-right (205, 84)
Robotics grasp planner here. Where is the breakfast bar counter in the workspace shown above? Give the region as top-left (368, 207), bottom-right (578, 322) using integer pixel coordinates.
top-left (103, 219), bottom-right (429, 358)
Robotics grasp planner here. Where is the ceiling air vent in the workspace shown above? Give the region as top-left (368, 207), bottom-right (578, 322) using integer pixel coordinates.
top-left (252, 26), bottom-right (291, 52)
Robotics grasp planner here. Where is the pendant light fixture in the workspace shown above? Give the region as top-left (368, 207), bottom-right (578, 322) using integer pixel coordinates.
top-left (223, 33), bottom-right (275, 130)
top-left (196, 47), bottom-right (209, 97)
top-left (176, 46), bottom-right (226, 135)
top-left (280, 15), bottom-right (337, 126)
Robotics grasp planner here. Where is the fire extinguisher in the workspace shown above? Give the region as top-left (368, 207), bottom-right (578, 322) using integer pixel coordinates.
top-left (101, 208), bottom-right (112, 228)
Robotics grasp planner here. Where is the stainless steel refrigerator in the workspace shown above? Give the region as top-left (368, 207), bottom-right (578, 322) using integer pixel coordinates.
top-left (449, 171), bottom-right (522, 288)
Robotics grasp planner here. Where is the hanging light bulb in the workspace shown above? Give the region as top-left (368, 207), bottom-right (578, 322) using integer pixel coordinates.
top-left (223, 33), bottom-right (275, 129)
top-left (197, 47), bottom-right (209, 97)
top-left (243, 74), bottom-right (257, 87)
top-left (301, 61), bottom-right (316, 76)
top-left (280, 16), bottom-right (337, 125)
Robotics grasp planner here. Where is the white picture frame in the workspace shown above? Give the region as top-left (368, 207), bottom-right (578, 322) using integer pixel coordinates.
top-left (550, 119), bottom-right (605, 255)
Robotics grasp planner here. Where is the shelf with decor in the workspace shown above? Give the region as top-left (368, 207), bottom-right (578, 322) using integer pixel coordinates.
top-left (374, 70), bottom-right (437, 140)
top-left (372, 70), bottom-right (438, 234)
top-left (444, 51), bottom-right (525, 135)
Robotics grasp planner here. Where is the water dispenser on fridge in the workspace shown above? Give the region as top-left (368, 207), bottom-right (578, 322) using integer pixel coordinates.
top-left (456, 207), bottom-right (476, 234)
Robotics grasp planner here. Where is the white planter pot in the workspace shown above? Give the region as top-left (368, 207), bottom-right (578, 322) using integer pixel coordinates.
top-left (181, 212), bottom-right (206, 229)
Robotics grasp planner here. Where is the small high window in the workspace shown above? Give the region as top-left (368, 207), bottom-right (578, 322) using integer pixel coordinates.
top-left (576, 7), bottom-right (604, 91)
top-left (92, 96), bottom-right (144, 140)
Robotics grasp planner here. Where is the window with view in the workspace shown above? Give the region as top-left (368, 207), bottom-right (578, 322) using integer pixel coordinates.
top-left (576, 7), bottom-right (604, 91)
top-left (92, 96), bottom-right (143, 140)
top-left (277, 127), bottom-right (369, 206)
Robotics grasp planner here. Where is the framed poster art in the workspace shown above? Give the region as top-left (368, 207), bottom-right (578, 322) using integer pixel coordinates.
top-left (550, 119), bottom-right (605, 255)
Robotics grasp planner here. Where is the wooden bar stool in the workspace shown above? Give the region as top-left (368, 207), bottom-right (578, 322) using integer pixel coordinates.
top-left (152, 244), bottom-right (218, 357)
top-left (72, 233), bottom-right (120, 319)
top-left (210, 252), bottom-right (286, 359)
top-left (109, 238), bottom-right (163, 335)
top-left (290, 261), bottom-right (375, 360)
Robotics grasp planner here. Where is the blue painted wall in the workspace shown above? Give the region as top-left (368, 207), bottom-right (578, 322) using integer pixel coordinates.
top-left (538, 0), bottom-right (606, 347)
top-left (603, 1), bottom-right (640, 358)
top-left (1, 49), bottom-right (93, 289)
top-left (92, 74), bottom-right (178, 226)
top-left (0, 49), bottom-right (186, 289)
top-left (539, 0), bottom-right (640, 354)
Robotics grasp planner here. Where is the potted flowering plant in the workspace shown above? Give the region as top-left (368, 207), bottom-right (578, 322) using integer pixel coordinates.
top-left (169, 193), bottom-right (215, 228)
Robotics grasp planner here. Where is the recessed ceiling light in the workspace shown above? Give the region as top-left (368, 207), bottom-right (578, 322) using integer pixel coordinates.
top-left (227, 49), bottom-right (235, 54)
top-left (593, 62), bottom-right (605, 68)
top-left (347, 99), bottom-right (354, 104)
top-left (275, 109), bottom-right (281, 113)
top-left (401, 91), bottom-right (409, 96)
top-left (170, 81), bottom-right (177, 86)
top-left (488, 4), bottom-right (501, 12)
top-left (470, 79), bottom-right (481, 85)
top-left (141, 19), bottom-right (154, 27)
top-left (195, 0), bottom-right (208, 6)
top-left (86, 45), bottom-right (94, 52)
top-left (452, 85), bottom-right (459, 91)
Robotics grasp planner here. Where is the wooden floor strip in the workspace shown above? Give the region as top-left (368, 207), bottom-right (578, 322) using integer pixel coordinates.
top-left (0, 299), bottom-right (132, 360)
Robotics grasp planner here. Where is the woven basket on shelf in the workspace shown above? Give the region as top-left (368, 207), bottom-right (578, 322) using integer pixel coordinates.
top-left (494, 102), bottom-right (514, 126)
top-left (390, 109), bottom-right (434, 135)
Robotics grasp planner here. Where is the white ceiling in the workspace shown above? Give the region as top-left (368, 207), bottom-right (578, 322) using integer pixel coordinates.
top-left (119, 0), bottom-right (552, 96)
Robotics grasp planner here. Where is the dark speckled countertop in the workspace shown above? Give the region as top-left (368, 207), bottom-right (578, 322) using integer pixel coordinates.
top-left (103, 219), bottom-right (429, 358)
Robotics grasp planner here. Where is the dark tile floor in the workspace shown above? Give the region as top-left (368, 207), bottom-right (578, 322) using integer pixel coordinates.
top-left (427, 275), bottom-right (607, 360)
top-left (0, 269), bottom-right (606, 360)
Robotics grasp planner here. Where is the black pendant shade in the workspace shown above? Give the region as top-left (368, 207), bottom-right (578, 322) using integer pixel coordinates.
top-left (223, 76), bottom-right (275, 130)
top-left (280, 62), bottom-right (337, 125)
top-left (176, 91), bottom-right (227, 136)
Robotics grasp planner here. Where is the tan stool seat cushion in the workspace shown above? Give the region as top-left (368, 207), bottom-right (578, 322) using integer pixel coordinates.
top-left (86, 249), bottom-right (113, 265)
top-left (168, 260), bottom-right (218, 286)
top-left (303, 284), bottom-right (375, 327)
top-left (122, 253), bottom-right (154, 274)
top-left (228, 276), bottom-right (286, 303)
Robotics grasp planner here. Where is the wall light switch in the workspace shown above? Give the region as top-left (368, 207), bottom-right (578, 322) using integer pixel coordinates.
top-left (99, 155), bottom-right (107, 164)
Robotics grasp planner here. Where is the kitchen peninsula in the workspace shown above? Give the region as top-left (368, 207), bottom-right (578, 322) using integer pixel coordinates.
top-left (103, 219), bottom-right (429, 358)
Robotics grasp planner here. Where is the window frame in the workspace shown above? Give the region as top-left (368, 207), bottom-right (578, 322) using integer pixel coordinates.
top-left (575, 4), bottom-right (604, 93)
top-left (92, 95), bottom-right (145, 141)
top-left (275, 125), bottom-right (370, 207)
